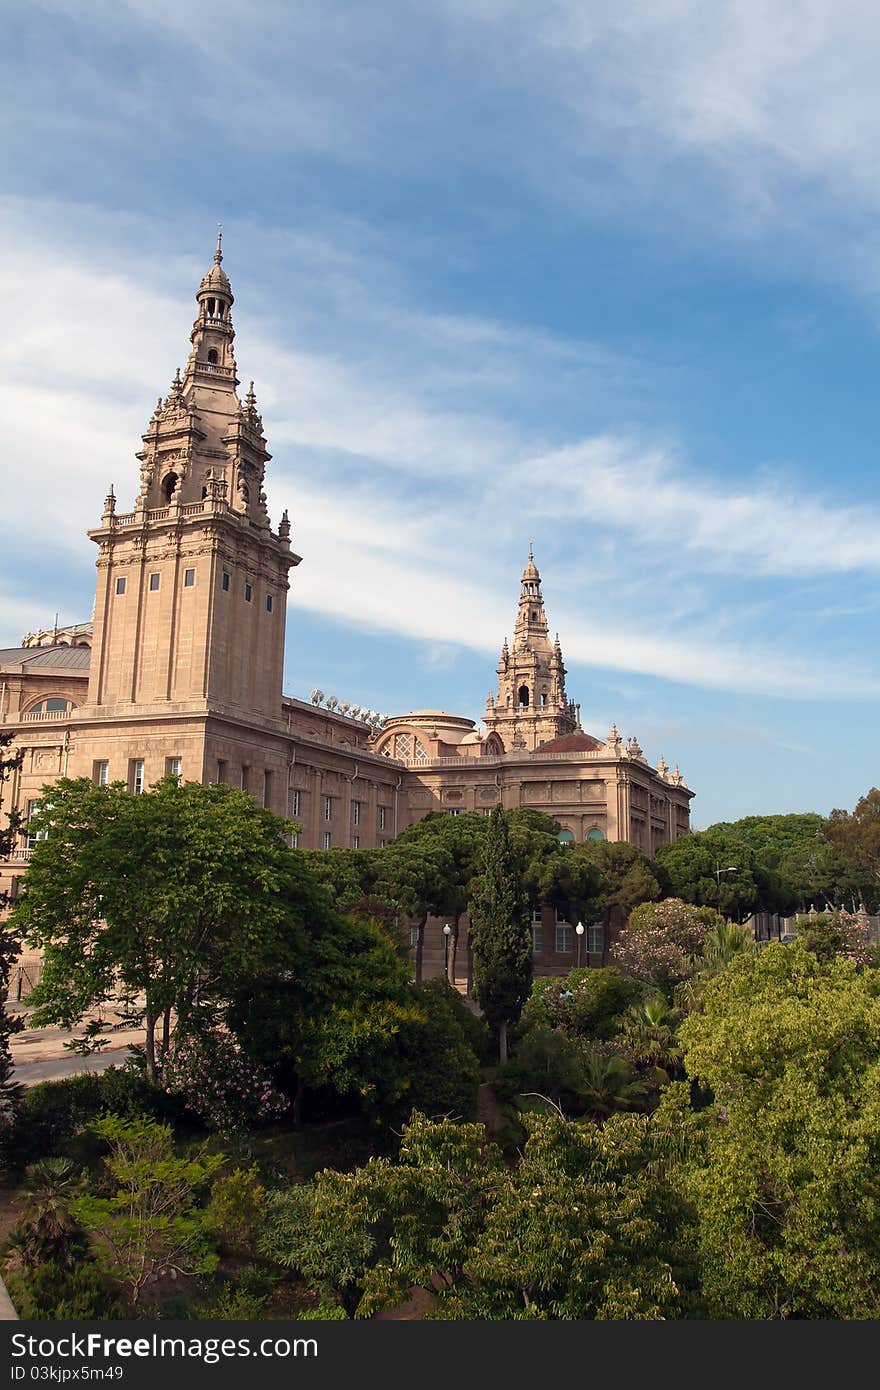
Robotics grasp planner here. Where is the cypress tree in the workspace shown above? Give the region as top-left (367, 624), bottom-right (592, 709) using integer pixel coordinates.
top-left (468, 805), bottom-right (532, 1062)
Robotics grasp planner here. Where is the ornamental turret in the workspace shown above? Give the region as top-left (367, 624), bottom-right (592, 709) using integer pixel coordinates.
top-left (482, 547), bottom-right (579, 752)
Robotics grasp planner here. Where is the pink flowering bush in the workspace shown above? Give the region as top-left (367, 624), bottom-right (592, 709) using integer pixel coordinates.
top-left (792, 910), bottom-right (875, 967)
top-left (161, 1030), bottom-right (288, 1135)
top-left (612, 899), bottom-right (722, 993)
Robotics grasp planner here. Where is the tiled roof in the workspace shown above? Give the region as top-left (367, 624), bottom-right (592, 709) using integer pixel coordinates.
top-left (534, 730), bottom-right (604, 754)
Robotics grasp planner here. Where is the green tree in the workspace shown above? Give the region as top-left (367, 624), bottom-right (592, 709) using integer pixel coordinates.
top-left (371, 837), bottom-right (456, 983)
top-left (826, 789), bottom-right (880, 910)
top-left (228, 909), bottom-right (418, 1122)
top-left (71, 1114), bottom-right (224, 1313)
top-left (11, 778), bottom-right (305, 1081)
top-left (0, 730), bottom-right (24, 1107)
top-left (469, 806), bottom-right (532, 1062)
top-left (260, 1112), bottom-right (501, 1317)
top-left (680, 943), bottom-right (880, 1318)
top-left (390, 813), bottom-right (487, 984)
top-left (581, 838), bottom-right (664, 916)
top-left (259, 1102), bottom-right (700, 1320)
top-left (656, 829), bottom-right (780, 919)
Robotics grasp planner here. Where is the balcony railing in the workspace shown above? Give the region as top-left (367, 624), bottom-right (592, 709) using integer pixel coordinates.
top-left (20, 709), bottom-right (72, 722)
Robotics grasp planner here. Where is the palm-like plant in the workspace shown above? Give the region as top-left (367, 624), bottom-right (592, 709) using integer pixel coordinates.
top-left (577, 1046), bottom-right (649, 1121)
top-left (17, 1158), bottom-right (88, 1270)
top-left (700, 920), bottom-right (754, 973)
top-left (677, 921), bottom-right (755, 1011)
top-left (619, 994), bottom-right (683, 1076)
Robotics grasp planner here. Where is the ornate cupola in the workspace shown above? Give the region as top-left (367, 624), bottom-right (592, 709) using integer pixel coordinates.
top-left (482, 547), bottom-right (579, 752)
top-left (183, 227), bottom-right (239, 390)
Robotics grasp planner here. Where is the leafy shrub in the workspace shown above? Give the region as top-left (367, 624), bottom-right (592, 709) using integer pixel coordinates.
top-left (384, 981), bottom-right (482, 1123)
top-left (5, 1067), bottom-right (185, 1169)
top-left (493, 1027), bottom-right (585, 1107)
top-left (198, 1266), bottom-right (277, 1320)
top-left (418, 979), bottom-right (492, 1063)
top-left (206, 1166), bottom-right (266, 1255)
top-left (792, 909), bottom-right (875, 966)
top-left (519, 967), bottom-right (643, 1041)
top-left (5, 1259), bottom-right (112, 1319)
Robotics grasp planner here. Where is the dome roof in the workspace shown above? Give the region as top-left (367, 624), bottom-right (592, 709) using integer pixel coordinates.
top-left (199, 262), bottom-right (231, 296)
top-left (197, 229), bottom-right (233, 302)
top-left (521, 543), bottom-right (540, 583)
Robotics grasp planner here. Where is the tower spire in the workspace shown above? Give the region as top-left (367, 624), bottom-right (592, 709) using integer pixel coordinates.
top-left (483, 548), bottom-right (578, 752)
top-left (214, 223), bottom-right (223, 265)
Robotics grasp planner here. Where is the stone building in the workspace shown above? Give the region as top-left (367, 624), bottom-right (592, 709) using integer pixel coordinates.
top-left (0, 237), bottom-right (693, 988)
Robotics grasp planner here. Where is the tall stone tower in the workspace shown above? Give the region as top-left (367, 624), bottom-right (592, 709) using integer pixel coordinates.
top-left (85, 233), bottom-right (299, 720)
top-left (483, 547), bottom-right (580, 751)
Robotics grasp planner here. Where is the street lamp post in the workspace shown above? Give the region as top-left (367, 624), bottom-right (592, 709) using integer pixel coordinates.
top-left (443, 923), bottom-right (452, 980)
top-left (575, 920), bottom-right (584, 968)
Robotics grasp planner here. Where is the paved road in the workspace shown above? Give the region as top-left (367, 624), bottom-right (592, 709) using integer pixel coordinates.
top-left (11, 1046), bottom-right (135, 1087)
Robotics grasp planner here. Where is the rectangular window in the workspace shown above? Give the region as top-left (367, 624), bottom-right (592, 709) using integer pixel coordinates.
top-left (555, 924), bottom-right (573, 954)
top-left (240, 766), bottom-right (250, 793)
top-left (352, 800), bottom-right (361, 826)
top-left (244, 582), bottom-right (252, 603)
top-left (322, 831), bottom-right (331, 850)
top-left (379, 806), bottom-right (387, 830)
top-left (531, 924), bottom-right (543, 954)
top-left (222, 571), bottom-right (230, 592)
top-left (115, 577), bottom-right (126, 595)
top-left (25, 799), bottom-right (47, 850)
top-left (93, 760), bottom-right (109, 787)
top-left (266, 594), bottom-right (273, 612)
top-left (587, 924), bottom-right (604, 956)
top-left (531, 908), bottom-right (543, 925)
top-left (184, 568), bottom-right (195, 587)
top-left (216, 759), bottom-right (227, 784)
top-left (166, 757), bottom-right (182, 783)
top-left (556, 908), bottom-right (569, 924)
top-left (323, 796), bottom-right (332, 822)
top-left (409, 926), bottom-right (420, 950)
top-left (262, 769), bottom-right (273, 808)
top-left (149, 573), bottom-right (160, 592)
top-left (131, 760), bottom-right (145, 795)
top-left (352, 835), bottom-right (360, 849)
top-left (291, 790), bottom-right (301, 817)
top-left (379, 839), bottom-right (386, 849)
top-left (291, 832), bottom-right (299, 849)
top-left (446, 808), bottom-right (461, 817)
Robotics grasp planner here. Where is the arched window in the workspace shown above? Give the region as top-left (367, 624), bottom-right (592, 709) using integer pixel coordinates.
top-left (557, 828), bottom-right (575, 845)
top-left (26, 698), bottom-right (76, 717)
top-left (586, 827), bottom-right (606, 841)
top-left (518, 684), bottom-right (530, 709)
top-left (540, 691), bottom-right (547, 707)
top-left (161, 472), bottom-right (178, 503)
top-left (207, 348), bottom-right (219, 365)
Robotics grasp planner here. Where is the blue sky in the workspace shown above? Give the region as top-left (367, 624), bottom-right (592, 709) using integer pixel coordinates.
top-left (3, 1), bottom-right (880, 825)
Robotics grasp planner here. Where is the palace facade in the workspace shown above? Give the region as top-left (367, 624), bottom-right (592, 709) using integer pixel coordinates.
top-left (0, 238), bottom-right (693, 986)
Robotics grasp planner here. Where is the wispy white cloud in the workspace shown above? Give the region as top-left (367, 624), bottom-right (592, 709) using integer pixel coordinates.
top-left (2, 199), bottom-right (879, 703)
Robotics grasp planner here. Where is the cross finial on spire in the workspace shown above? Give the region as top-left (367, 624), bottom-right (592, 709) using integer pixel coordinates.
top-left (214, 223), bottom-right (223, 265)
top-left (529, 540), bottom-right (533, 560)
